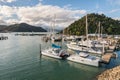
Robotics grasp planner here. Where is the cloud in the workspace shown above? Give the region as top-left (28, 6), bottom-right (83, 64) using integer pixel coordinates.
top-left (0, 0), bottom-right (16, 3)
top-left (109, 9), bottom-right (120, 13)
top-left (98, 11), bottom-right (104, 14)
top-left (107, 0), bottom-right (120, 5)
top-left (113, 17), bottom-right (120, 20)
top-left (0, 5), bottom-right (17, 17)
top-left (0, 4), bottom-right (87, 29)
top-left (0, 16), bottom-right (6, 25)
top-left (0, 20), bottom-right (6, 25)
top-left (6, 19), bottom-right (19, 24)
top-left (17, 4), bottom-right (86, 28)
top-left (96, 3), bottom-right (99, 9)
top-left (39, 0), bottom-right (43, 2)
top-left (63, 4), bottom-right (72, 9)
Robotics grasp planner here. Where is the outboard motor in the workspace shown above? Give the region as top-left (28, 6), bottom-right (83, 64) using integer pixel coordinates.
top-left (59, 50), bottom-right (70, 60)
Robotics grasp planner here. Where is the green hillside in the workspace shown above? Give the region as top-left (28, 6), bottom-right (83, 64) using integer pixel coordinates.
top-left (63, 13), bottom-right (120, 35)
top-left (0, 23), bottom-right (47, 32)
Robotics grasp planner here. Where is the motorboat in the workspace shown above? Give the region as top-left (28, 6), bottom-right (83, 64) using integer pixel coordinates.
top-left (78, 40), bottom-right (109, 48)
top-left (66, 42), bottom-right (102, 54)
top-left (42, 44), bottom-right (70, 59)
top-left (67, 52), bottom-right (101, 67)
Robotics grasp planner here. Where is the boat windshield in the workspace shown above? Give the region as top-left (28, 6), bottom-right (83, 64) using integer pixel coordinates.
top-left (53, 48), bottom-right (60, 53)
top-left (87, 56), bottom-right (97, 60)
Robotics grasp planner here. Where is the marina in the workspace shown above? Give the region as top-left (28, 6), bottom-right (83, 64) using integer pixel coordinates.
top-left (0, 33), bottom-right (119, 80)
top-left (0, 0), bottom-right (120, 79)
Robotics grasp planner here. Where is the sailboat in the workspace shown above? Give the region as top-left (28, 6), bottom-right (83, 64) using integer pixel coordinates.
top-left (66, 14), bottom-right (103, 54)
top-left (78, 21), bottom-right (108, 48)
top-left (50, 15), bottom-right (62, 42)
top-left (42, 43), bottom-right (70, 59)
top-left (66, 15), bottom-right (102, 67)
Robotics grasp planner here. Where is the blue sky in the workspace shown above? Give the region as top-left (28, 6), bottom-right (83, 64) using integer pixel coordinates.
top-left (0, 0), bottom-right (120, 29)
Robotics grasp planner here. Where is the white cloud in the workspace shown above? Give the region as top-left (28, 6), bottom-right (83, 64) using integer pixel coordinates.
top-left (17, 4), bottom-right (86, 28)
top-left (0, 5), bottom-right (17, 17)
top-left (0, 20), bottom-right (6, 25)
top-left (0, 16), bottom-right (6, 25)
top-left (113, 17), bottom-right (120, 20)
top-left (39, 0), bottom-right (43, 2)
top-left (109, 9), bottom-right (120, 13)
top-left (0, 4), bottom-right (87, 29)
top-left (63, 4), bottom-right (72, 9)
top-left (98, 11), bottom-right (104, 14)
top-left (96, 3), bottom-right (99, 9)
top-left (0, 16), bottom-right (3, 20)
top-left (107, 0), bottom-right (120, 5)
top-left (0, 0), bottom-right (16, 3)
top-left (6, 19), bottom-right (19, 24)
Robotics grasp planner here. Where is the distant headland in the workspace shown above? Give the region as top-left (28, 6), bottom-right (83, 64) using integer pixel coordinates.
top-left (0, 23), bottom-right (47, 32)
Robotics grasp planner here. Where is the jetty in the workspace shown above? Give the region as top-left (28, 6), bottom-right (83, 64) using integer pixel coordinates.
top-left (101, 40), bottom-right (118, 63)
top-left (102, 53), bottom-right (115, 63)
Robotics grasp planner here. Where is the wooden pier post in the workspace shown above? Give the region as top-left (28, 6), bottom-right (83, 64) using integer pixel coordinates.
top-left (40, 44), bottom-right (42, 57)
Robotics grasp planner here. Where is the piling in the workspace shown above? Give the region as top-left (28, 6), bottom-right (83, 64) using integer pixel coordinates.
top-left (40, 44), bottom-right (42, 57)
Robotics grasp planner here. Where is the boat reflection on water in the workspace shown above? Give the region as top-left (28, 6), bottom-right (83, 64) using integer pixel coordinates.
top-left (67, 60), bottom-right (100, 72)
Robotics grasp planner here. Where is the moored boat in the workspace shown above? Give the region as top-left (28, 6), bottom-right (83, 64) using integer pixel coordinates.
top-left (67, 52), bottom-right (101, 67)
top-left (66, 43), bottom-right (102, 54)
top-left (42, 44), bottom-right (70, 59)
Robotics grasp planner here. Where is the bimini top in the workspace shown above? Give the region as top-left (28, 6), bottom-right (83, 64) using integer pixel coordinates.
top-left (52, 44), bottom-right (61, 48)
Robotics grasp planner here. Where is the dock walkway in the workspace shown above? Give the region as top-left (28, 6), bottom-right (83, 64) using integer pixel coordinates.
top-left (102, 53), bottom-right (113, 63)
top-left (101, 44), bottom-right (117, 63)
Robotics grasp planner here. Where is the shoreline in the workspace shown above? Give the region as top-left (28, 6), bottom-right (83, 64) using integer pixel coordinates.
top-left (97, 65), bottom-right (120, 80)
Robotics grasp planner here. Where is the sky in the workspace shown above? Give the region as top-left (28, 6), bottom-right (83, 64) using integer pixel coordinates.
top-left (0, 0), bottom-right (120, 29)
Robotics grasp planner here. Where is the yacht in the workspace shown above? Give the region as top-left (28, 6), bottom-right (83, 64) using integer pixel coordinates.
top-left (66, 42), bottom-right (102, 54)
top-left (78, 39), bottom-right (109, 48)
top-left (67, 52), bottom-right (101, 67)
top-left (66, 15), bottom-right (104, 54)
top-left (42, 44), bottom-right (70, 59)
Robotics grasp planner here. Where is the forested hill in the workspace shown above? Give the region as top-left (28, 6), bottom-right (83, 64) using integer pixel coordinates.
top-left (0, 23), bottom-right (47, 32)
top-left (63, 13), bottom-right (120, 35)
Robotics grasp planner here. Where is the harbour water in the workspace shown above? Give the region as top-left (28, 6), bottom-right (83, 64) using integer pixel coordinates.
top-left (0, 33), bottom-right (120, 80)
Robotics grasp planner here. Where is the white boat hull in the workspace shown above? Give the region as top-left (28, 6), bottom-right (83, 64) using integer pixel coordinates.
top-left (42, 48), bottom-right (70, 59)
top-left (42, 49), bottom-right (61, 59)
top-left (67, 54), bottom-right (100, 67)
top-left (67, 44), bottom-right (102, 54)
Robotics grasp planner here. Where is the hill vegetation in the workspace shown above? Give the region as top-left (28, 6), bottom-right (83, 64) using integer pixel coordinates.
top-left (63, 13), bottom-right (120, 35)
top-left (0, 23), bottom-right (47, 32)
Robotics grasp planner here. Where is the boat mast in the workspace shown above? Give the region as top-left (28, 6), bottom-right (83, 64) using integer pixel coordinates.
top-left (98, 21), bottom-right (101, 39)
top-left (53, 14), bottom-right (56, 35)
top-left (101, 26), bottom-right (103, 39)
top-left (86, 14), bottom-right (88, 41)
top-left (86, 14), bottom-right (90, 48)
